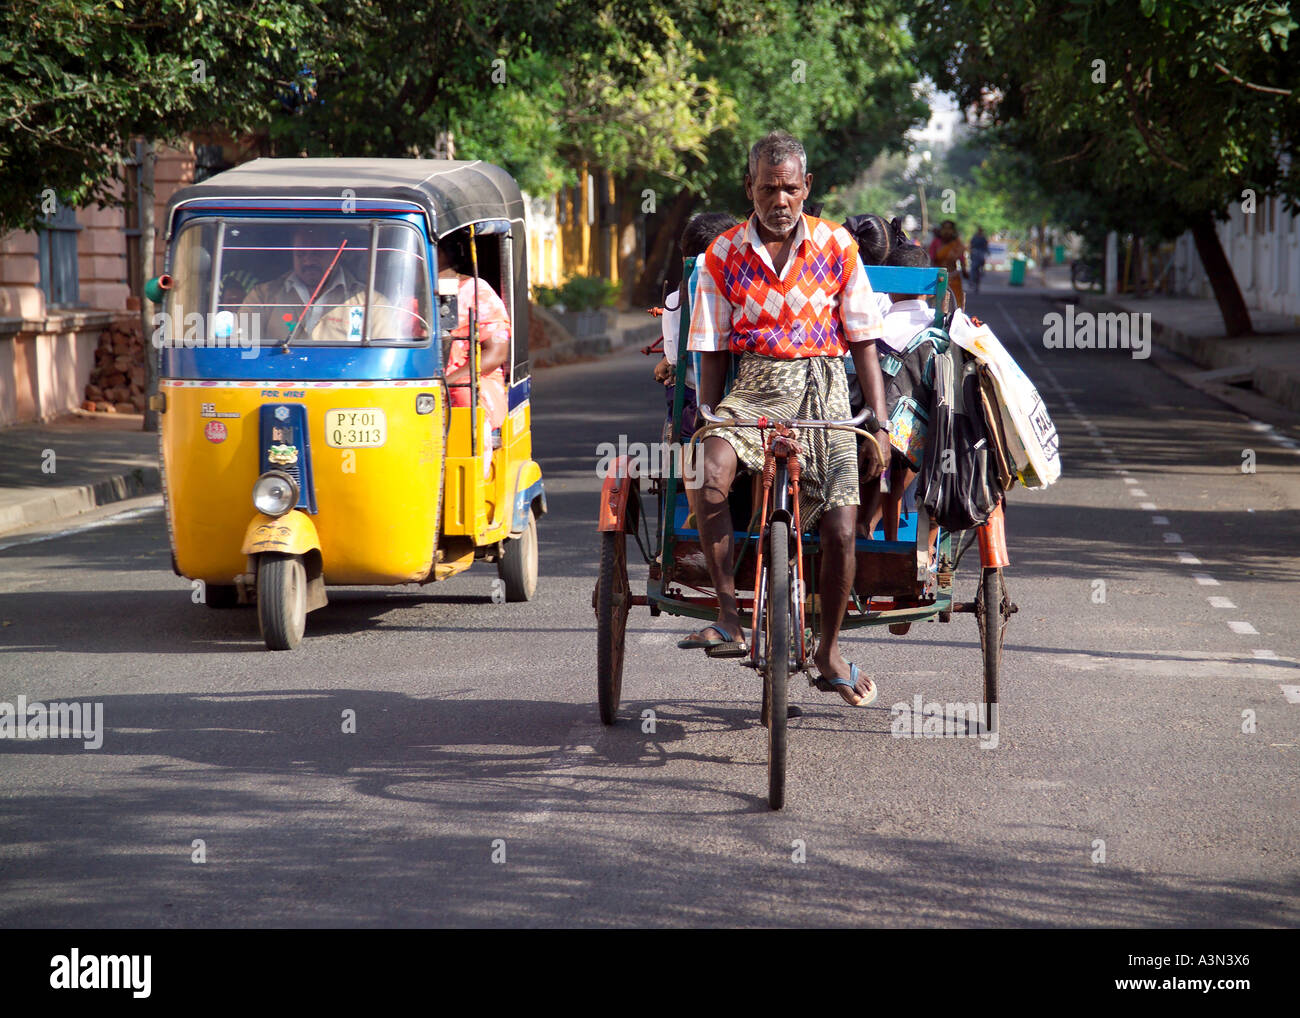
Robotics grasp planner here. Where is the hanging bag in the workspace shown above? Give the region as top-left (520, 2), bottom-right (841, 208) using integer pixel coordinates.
top-left (919, 343), bottom-right (1003, 531)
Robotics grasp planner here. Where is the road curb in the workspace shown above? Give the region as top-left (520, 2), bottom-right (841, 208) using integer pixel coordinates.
top-left (0, 465), bottom-right (162, 538)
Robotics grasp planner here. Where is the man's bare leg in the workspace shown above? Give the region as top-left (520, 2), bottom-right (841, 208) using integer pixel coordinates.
top-left (812, 505), bottom-right (874, 705)
top-left (682, 434), bottom-right (744, 644)
top-left (857, 474), bottom-right (884, 539)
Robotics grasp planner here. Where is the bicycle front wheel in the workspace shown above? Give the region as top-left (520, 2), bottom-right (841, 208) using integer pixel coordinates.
top-left (765, 518), bottom-right (790, 810)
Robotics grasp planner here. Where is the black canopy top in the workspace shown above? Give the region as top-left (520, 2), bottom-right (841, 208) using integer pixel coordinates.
top-left (165, 158), bottom-right (525, 239)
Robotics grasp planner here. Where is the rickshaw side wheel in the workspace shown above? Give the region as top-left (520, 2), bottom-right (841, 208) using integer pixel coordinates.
top-left (257, 553), bottom-right (307, 651)
top-left (765, 519), bottom-right (790, 811)
top-left (499, 509), bottom-right (538, 602)
top-left (596, 530), bottom-right (629, 725)
top-left (976, 566), bottom-right (1005, 733)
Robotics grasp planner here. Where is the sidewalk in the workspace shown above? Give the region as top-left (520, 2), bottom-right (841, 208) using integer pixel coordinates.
top-left (1077, 293), bottom-right (1300, 416)
top-left (1017, 260), bottom-right (1300, 415)
top-left (930, 262), bottom-right (1300, 421)
top-left (531, 303), bottom-right (661, 367)
top-left (0, 412), bottom-right (161, 538)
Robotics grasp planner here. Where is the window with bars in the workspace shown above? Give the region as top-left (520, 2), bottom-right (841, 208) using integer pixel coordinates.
top-left (123, 142), bottom-right (145, 298)
top-left (194, 144), bottom-right (231, 183)
top-left (37, 203), bottom-right (81, 308)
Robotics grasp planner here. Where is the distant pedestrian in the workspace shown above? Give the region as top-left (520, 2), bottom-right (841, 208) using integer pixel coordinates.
top-left (933, 220), bottom-right (967, 310)
top-left (927, 226), bottom-right (942, 264)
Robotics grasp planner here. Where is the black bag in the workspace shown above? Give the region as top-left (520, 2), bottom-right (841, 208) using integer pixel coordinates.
top-left (919, 344), bottom-right (1003, 531)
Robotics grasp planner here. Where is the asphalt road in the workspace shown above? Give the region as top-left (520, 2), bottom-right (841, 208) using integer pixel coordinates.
top-left (1, 286), bottom-right (1297, 928)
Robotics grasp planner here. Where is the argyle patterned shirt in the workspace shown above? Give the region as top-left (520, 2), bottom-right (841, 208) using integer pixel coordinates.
top-left (688, 213), bottom-right (884, 358)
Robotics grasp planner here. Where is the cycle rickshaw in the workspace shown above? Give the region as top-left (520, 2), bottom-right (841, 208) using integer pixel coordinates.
top-left (594, 263), bottom-right (1014, 809)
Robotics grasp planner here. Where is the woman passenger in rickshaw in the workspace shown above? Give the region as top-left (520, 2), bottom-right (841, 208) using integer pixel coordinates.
top-left (437, 231), bottom-right (511, 433)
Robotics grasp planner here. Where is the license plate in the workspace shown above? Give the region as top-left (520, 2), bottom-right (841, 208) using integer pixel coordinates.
top-left (324, 408), bottom-right (387, 447)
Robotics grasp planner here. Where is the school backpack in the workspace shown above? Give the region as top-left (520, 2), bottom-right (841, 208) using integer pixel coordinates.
top-left (918, 343), bottom-right (1004, 531)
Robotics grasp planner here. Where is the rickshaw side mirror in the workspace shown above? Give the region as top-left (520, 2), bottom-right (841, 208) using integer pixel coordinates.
top-left (437, 293), bottom-right (458, 333)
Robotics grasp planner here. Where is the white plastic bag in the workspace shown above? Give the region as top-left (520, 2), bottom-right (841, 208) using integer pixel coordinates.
top-left (947, 310), bottom-right (1060, 488)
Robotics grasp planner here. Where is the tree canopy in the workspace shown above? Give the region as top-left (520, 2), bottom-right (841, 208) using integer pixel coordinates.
top-left (0, 0), bottom-right (321, 233)
top-left (1, 0), bottom-right (928, 235)
top-left (910, 0), bottom-right (1300, 331)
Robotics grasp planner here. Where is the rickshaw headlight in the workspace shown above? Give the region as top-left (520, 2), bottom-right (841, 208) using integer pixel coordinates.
top-left (252, 472), bottom-right (299, 517)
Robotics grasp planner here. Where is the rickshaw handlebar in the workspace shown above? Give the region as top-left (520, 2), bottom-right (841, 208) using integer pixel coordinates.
top-left (697, 403), bottom-right (880, 433)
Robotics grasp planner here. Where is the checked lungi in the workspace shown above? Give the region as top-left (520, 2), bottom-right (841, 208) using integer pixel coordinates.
top-left (709, 353), bottom-right (859, 531)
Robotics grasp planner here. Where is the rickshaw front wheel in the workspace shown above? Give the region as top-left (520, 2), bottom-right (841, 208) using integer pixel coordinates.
top-left (764, 519), bottom-right (791, 811)
top-left (976, 566), bottom-right (1005, 733)
top-left (257, 553), bottom-right (307, 651)
top-left (499, 509), bottom-right (538, 602)
top-left (595, 529), bottom-right (629, 725)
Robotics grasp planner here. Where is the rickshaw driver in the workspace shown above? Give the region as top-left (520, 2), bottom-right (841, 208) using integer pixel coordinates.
top-left (682, 131), bottom-right (892, 708)
top-left (242, 225), bottom-right (393, 343)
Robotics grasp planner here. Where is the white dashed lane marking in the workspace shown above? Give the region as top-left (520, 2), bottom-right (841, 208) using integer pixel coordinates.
top-left (994, 307), bottom-right (1291, 701)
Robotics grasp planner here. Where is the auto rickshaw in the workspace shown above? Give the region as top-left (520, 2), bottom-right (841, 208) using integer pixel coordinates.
top-left (149, 158), bottom-right (546, 649)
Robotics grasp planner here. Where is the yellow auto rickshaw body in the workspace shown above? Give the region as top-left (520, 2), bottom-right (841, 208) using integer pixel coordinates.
top-left (155, 158), bottom-right (546, 648)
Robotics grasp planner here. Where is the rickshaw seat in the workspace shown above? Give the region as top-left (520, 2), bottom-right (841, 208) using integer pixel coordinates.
top-left (668, 490), bottom-right (918, 554)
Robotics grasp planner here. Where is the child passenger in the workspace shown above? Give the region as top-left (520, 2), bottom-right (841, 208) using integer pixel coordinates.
top-left (652, 212), bottom-right (738, 439)
top-left (859, 241), bottom-right (940, 542)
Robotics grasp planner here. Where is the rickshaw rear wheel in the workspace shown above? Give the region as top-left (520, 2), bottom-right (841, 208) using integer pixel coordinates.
top-left (764, 519), bottom-right (790, 810)
top-left (976, 566), bottom-right (1005, 733)
top-left (258, 553), bottom-right (307, 651)
top-left (596, 530), bottom-right (629, 725)
top-left (499, 508), bottom-right (538, 602)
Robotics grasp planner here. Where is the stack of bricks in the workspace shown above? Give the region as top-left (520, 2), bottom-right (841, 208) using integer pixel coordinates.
top-left (82, 317), bottom-right (146, 413)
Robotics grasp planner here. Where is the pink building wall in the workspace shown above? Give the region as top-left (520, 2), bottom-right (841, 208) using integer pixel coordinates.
top-left (0, 141), bottom-right (198, 426)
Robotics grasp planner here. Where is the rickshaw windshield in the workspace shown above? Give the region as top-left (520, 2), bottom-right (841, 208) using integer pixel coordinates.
top-left (166, 217), bottom-right (432, 346)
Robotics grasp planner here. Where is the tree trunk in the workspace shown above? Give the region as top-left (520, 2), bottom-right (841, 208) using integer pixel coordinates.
top-left (140, 140), bottom-right (159, 433)
top-left (1190, 210), bottom-right (1253, 337)
top-left (631, 188), bottom-right (698, 308)
top-left (614, 176), bottom-right (641, 310)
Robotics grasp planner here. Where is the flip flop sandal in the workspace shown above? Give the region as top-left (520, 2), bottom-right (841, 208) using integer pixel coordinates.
top-left (677, 623), bottom-right (747, 657)
top-left (812, 662), bottom-right (876, 707)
